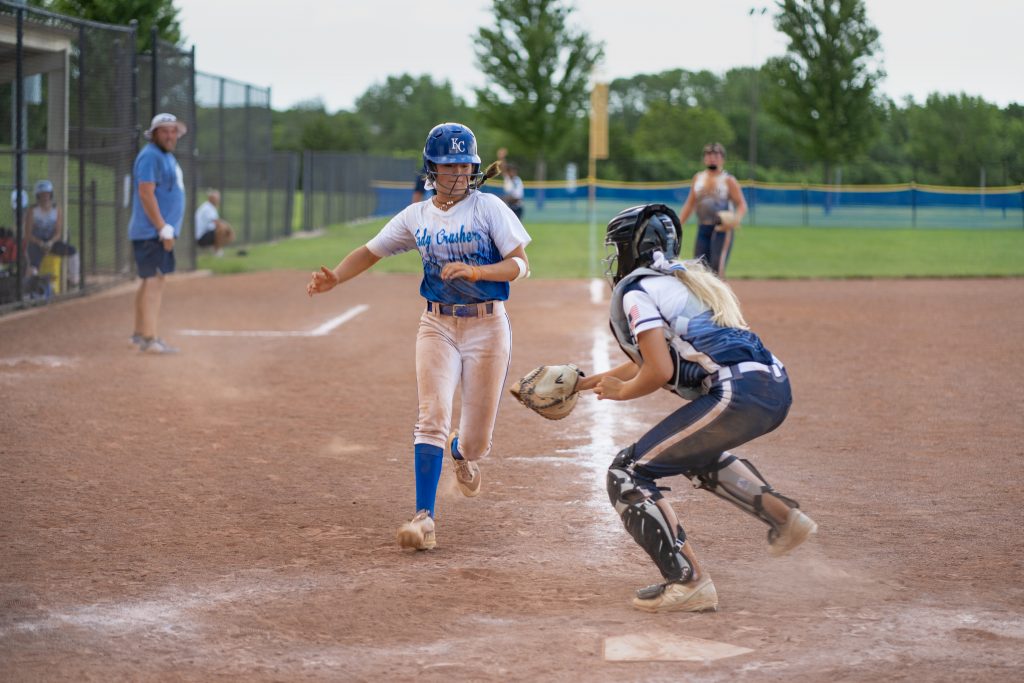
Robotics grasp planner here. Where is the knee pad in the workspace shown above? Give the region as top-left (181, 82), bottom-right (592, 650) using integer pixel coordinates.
top-left (692, 453), bottom-right (799, 537)
top-left (607, 455), bottom-right (693, 583)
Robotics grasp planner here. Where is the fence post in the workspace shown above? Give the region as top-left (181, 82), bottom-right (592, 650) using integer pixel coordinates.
top-left (283, 153), bottom-right (296, 237)
top-left (326, 155), bottom-right (335, 226)
top-left (89, 180), bottom-right (97, 276)
top-left (188, 44), bottom-right (198, 271)
top-left (802, 181), bottom-right (808, 227)
top-left (265, 155), bottom-right (273, 241)
top-left (303, 150), bottom-right (312, 231)
top-left (14, 7), bottom-right (24, 303)
top-left (910, 181), bottom-right (917, 228)
top-left (218, 76), bottom-right (226, 193)
top-left (150, 26), bottom-right (158, 119)
top-left (748, 180), bottom-right (756, 226)
top-left (123, 20), bottom-right (139, 276)
top-left (243, 84), bottom-right (251, 243)
top-left (78, 24), bottom-right (87, 291)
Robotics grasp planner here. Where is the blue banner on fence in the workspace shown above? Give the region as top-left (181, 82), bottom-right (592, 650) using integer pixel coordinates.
top-left (371, 181), bottom-right (1024, 229)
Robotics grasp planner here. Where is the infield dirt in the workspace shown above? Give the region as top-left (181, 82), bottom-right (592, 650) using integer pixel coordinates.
top-left (2, 272), bottom-right (1022, 681)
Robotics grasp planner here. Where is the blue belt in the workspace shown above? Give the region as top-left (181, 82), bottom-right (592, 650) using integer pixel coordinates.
top-left (426, 301), bottom-right (495, 317)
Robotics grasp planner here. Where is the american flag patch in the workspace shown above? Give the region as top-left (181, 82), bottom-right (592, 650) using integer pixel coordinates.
top-left (628, 304), bottom-right (641, 331)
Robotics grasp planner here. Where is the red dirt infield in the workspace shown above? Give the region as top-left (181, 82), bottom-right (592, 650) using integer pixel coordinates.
top-left (2, 272), bottom-right (1022, 681)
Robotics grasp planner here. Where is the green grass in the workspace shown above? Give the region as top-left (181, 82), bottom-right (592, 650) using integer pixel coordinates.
top-left (199, 220), bottom-right (1024, 278)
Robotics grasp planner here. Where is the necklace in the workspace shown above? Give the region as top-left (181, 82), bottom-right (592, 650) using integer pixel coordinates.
top-left (434, 196), bottom-right (460, 210)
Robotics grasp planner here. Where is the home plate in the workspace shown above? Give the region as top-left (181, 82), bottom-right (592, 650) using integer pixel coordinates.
top-left (603, 633), bottom-right (753, 662)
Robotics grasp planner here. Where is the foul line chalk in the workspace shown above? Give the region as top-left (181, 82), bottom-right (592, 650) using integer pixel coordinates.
top-left (178, 304), bottom-right (369, 338)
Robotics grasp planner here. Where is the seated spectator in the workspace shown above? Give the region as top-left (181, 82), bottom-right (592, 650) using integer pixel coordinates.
top-left (194, 189), bottom-right (234, 257)
top-left (24, 179), bottom-right (77, 286)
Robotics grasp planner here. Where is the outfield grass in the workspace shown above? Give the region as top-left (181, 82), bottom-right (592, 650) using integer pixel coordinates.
top-left (199, 220), bottom-right (1024, 279)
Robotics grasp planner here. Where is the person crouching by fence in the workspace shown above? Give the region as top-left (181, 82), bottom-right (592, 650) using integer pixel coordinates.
top-left (194, 189), bottom-right (234, 257)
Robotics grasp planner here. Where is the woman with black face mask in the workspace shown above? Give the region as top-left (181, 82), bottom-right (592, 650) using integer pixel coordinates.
top-left (677, 142), bottom-right (748, 277)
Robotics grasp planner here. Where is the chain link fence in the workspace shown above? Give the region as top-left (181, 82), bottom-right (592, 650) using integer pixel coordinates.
top-left (0, 2), bottom-right (137, 307)
top-left (195, 73), bottom-right (297, 245)
top-left (301, 152), bottom-right (415, 231)
top-left (0, 4), bottom-right (302, 312)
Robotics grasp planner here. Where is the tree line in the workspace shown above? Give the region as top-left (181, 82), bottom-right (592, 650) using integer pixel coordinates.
top-left (271, 0), bottom-right (1021, 188)
top-left (34, 0), bottom-right (1023, 188)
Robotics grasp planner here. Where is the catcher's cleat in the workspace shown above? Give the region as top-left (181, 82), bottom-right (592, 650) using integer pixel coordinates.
top-left (632, 575), bottom-right (718, 613)
top-left (448, 430), bottom-right (482, 497)
top-left (396, 510), bottom-right (436, 551)
top-left (769, 508), bottom-right (818, 557)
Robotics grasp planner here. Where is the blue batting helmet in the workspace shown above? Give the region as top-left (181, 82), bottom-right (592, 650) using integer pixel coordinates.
top-left (422, 122), bottom-right (481, 175)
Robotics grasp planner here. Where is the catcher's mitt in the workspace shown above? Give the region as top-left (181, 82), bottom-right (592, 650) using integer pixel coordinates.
top-left (509, 364), bottom-right (584, 420)
top-left (715, 210), bottom-right (740, 231)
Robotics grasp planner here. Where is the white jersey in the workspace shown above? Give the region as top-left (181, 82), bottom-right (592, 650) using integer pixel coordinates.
top-left (611, 270), bottom-right (775, 399)
top-left (194, 201), bottom-right (219, 239)
top-left (367, 191), bottom-right (531, 304)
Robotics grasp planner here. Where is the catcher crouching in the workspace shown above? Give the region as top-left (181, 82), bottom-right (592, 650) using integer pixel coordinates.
top-left (511, 204), bottom-right (818, 613)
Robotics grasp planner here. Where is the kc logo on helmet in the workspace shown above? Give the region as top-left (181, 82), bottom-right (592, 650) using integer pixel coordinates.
top-left (450, 138), bottom-right (466, 154)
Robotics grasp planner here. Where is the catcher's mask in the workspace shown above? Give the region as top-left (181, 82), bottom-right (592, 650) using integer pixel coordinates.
top-left (603, 204), bottom-right (683, 284)
top-left (422, 122), bottom-right (483, 196)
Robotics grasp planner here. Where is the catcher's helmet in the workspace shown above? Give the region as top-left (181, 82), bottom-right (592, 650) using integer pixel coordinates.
top-left (422, 122), bottom-right (482, 189)
top-left (604, 204), bottom-right (682, 284)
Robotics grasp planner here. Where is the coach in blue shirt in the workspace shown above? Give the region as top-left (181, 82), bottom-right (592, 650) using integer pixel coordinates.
top-left (129, 113), bottom-right (187, 354)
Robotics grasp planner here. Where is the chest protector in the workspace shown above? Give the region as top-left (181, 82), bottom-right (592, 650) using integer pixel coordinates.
top-left (609, 269), bottom-right (721, 400)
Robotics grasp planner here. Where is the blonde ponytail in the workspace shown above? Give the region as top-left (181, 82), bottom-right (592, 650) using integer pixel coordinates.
top-left (672, 260), bottom-right (749, 329)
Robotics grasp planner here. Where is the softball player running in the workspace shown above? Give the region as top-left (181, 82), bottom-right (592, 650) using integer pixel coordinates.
top-left (677, 142), bottom-right (747, 277)
top-left (307, 122), bottom-right (531, 550)
top-left (576, 204), bottom-right (816, 613)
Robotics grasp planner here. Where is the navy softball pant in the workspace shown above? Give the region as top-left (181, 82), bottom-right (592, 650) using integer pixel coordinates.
top-left (630, 366), bottom-right (792, 481)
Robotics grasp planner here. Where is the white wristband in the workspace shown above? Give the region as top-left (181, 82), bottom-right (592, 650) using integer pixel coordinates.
top-left (511, 256), bottom-right (529, 281)
top-left (159, 224), bottom-right (175, 240)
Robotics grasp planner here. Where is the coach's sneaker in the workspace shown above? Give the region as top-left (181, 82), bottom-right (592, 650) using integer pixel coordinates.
top-left (632, 575), bottom-right (719, 613)
top-left (769, 508), bottom-right (818, 556)
top-left (396, 510), bottom-right (436, 551)
top-left (447, 430), bottom-right (481, 497)
top-left (130, 333), bottom-right (145, 347)
top-left (140, 337), bottom-right (179, 354)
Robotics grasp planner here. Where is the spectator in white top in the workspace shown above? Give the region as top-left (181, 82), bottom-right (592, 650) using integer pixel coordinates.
top-left (194, 189), bottom-right (234, 257)
top-left (496, 148), bottom-right (525, 221)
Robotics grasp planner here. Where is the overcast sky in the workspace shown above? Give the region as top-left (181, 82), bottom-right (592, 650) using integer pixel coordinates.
top-left (175, 0), bottom-right (1022, 112)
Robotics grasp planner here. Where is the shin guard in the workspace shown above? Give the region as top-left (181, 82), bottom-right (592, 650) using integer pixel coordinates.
top-left (607, 447), bottom-right (693, 582)
top-left (692, 453), bottom-right (800, 541)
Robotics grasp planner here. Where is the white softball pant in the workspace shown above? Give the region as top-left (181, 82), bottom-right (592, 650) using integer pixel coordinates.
top-left (413, 301), bottom-right (511, 460)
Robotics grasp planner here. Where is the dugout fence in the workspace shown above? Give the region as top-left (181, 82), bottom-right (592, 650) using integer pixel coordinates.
top-left (0, 2), bottom-right (137, 308)
top-left (0, 4), bottom-right (300, 313)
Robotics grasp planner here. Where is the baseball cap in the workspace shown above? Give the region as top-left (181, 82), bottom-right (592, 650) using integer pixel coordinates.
top-left (144, 112), bottom-right (188, 140)
top-left (34, 179), bottom-right (53, 195)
